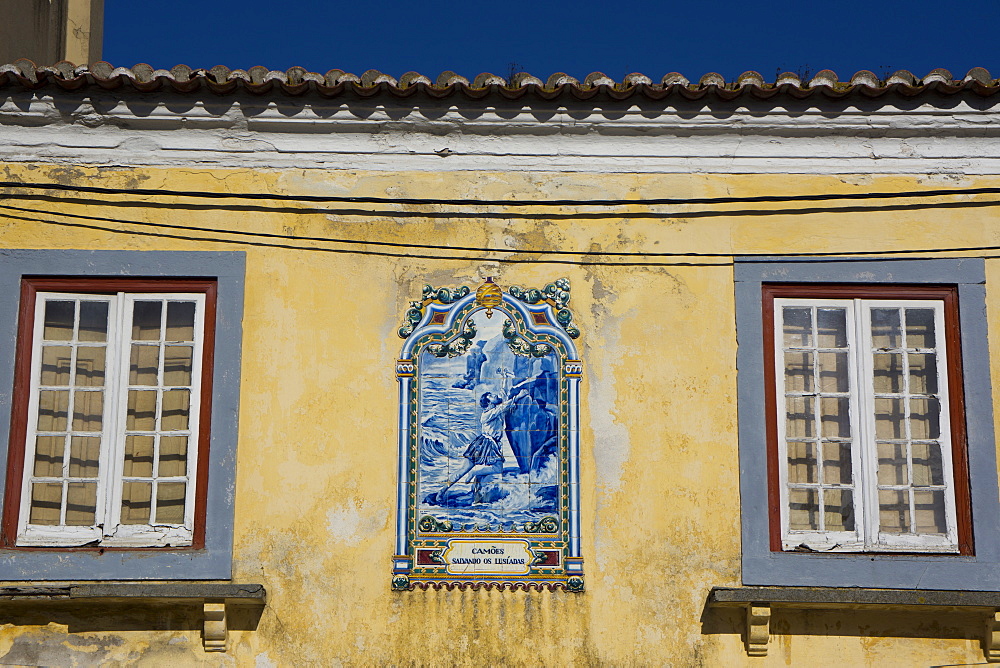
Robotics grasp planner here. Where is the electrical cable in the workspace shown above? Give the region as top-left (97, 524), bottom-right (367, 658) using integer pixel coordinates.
top-left (1, 180), bottom-right (1000, 208)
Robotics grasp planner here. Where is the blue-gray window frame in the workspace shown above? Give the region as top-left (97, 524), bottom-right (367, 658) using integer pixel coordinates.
top-left (736, 257), bottom-right (1000, 589)
top-left (0, 250), bottom-right (245, 580)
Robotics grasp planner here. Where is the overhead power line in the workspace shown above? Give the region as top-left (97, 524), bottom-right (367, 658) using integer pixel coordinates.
top-left (1, 181), bottom-right (1000, 208)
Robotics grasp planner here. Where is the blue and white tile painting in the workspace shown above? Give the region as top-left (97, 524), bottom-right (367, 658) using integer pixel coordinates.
top-left (418, 309), bottom-right (560, 530)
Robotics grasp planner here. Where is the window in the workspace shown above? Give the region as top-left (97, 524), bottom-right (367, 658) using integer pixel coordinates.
top-left (5, 280), bottom-right (215, 548)
top-left (765, 286), bottom-right (970, 554)
top-left (735, 258), bottom-right (1000, 590)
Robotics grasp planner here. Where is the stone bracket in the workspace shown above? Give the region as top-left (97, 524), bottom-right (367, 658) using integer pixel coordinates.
top-left (985, 610), bottom-right (1000, 663)
top-left (203, 601), bottom-right (228, 652)
top-left (745, 603), bottom-right (770, 657)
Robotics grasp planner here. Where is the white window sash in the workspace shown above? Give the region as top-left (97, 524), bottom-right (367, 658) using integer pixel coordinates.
top-left (17, 291), bottom-right (205, 548)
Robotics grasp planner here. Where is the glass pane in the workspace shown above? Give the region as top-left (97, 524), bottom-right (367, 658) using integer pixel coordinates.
top-left (123, 435), bottom-right (155, 477)
top-left (817, 352), bottom-right (849, 392)
top-left (787, 441), bottom-right (816, 483)
top-left (910, 397), bottom-right (941, 439)
top-left (37, 390), bottom-right (69, 431)
top-left (872, 352), bottom-right (904, 394)
top-left (823, 489), bottom-right (855, 531)
top-left (78, 301), bottom-right (109, 342)
top-left (908, 353), bottom-right (939, 395)
top-left (120, 482), bottom-right (152, 524)
top-left (788, 488), bottom-right (819, 531)
top-left (132, 301), bottom-right (162, 341)
top-left (126, 390), bottom-right (157, 431)
top-left (33, 435), bottom-right (64, 477)
top-left (64, 482), bottom-right (97, 526)
top-left (874, 397), bottom-right (905, 439)
top-left (871, 308), bottom-right (902, 349)
top-left (161, 390), bottom-right (190, 431)
top-left (158, 436), bottom-right (188, 477)
top-left (72, 390), bottom-right (103, 431)
top-left (155, 482), bottom-right (186, 524)
top-left (782, 307), bottom-right (812, 347)
top-left (822, 441), bottom-right (852, 484)
top-left (877, 442), bottom-right (908, 485)
top-left (40, 346), bottom-right (72, 386)
top-left (43, 301), bottom-right (74, 341)
top-left (819, 397), bottom-right (851, 438)
top-left (68, 436), bottom-right (101, 477)
top-left (911, 442), bottom-right (945, 486)
top-left (784, 352), bottom-right (813, 393)
top-left (129, 345), bottom-right (160, 386)
top-left (163, 346), bottom-right (193, 386)
top-left (816, 309), bottom-right (847, 348)
top-left (913, 490), bottom-right (947, 534)
top-left (74, 346), bottom-right (106, 387)
top-left (905, 308), bottom-right (937, 349)
top-left (785, 396), bottom-right (814, 438)
top-left (29, 482), bottom-right (63, 525)
top-left (166, 302), bottom-right (196, 341)
top-left (879, 489), bottom-right (911, 534)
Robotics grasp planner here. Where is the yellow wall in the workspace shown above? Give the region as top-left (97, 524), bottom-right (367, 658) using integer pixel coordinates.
top-left (0, 163), bottom-right (997, 665)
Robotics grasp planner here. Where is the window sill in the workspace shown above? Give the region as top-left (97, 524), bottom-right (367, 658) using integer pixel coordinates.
top-left (709, 586), bottom-right (1000, 660)
top-left (0, 582), bottom-right (265, 653)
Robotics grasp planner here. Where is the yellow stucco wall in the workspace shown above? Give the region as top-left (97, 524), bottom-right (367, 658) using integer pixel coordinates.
top-left (0, 163), bottom-right (997, 665)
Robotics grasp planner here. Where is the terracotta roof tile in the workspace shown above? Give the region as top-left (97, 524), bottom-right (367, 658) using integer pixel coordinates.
top-left (1, 59), bottom-right (998, 102)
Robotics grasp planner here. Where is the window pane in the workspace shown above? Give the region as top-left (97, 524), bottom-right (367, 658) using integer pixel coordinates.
top-left (78, 301), bottom-right (108, 342)
top-left (910, 398), bottom-right (941, 440)
top-left (40, 346), bottom-right (72, 386)
top-left (155, 482), bottom-right (186, 524)
top-left (29, 482), bottom-right (63, 525)
top-left (878, 489), bottom-right (911, 533)
top-left (819, 397), bottom-right (851, 438)
top-left (132, 302), bottom-right (162, 341)
top-left (871, 308), bottom-right (902, 349)
top-left (33, 435), bottom-right (64, 477)
top-left (874, 398), bottom-right (905, 439)
top-left (787, 441), bottom-right (816, 483)
top-left (816, 309), bottom-right (847, 348)
top-left (908, 353), bottom-right (939, 395)
top-left (788, 488), bottom-right (819, 530)
top-left (158, 436), bottom-right (188, 477)
top-left (877, 442), bottom-right (908, 485)
top-left (72, 390), bottom-right (103, 431)
top-left (784, 351), bottom-right (813, 392)
top-left (123, 435), bottom-right (154, 477)
top-left (166, 302), bottom-right (196, 341)
top-left (68, 436), bottom-right (101, 477)
top-left (823, 489), bottom-right (855, 531)
top-left (120, 481), bottom-right (152, 524)
top-left (783, 308), bottom-right (812, 347)
top-left (43, 301), bottom-right (74, 341)
top-left (161, 390), bottom-right (190, 431)
top-left (163, 346), bottom-right (193, 386)
top-left (785, 396), bottom-right (814, 438)
top-left (64, 482), bottom-right (97, 526)
top-left (913, 490), bottom-right (947, 534)
top-left (127, 390), bottom-right (157, 431)
top-left (905, 308), bottom-right (936, 349)
top-left (129, 345), bottom-right (160, 386)
top-left (872, 353), bottom-right (904, 394)
top-left (911, 442), bottom-right (945, 486)
top-left (37, 390), bottom-right (69, 431)
top-left (817, 352), bottom-right (849, 392)
top-left (822, 442), bottom-right (852, 484)
top-left (74, 346), bottom-right (106, 387)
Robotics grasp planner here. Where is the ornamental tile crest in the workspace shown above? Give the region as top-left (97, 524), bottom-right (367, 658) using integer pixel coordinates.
top-left (392, 278), bottom-right (584, 591)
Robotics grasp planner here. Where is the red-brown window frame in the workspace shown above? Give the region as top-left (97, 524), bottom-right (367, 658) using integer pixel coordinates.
top-left (762, 283), bottom-right (973, 555)
top-left (2, 277), bottom-right (217, 550)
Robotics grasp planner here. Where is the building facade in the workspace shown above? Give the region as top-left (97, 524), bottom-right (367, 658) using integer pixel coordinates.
top-left (0, 60), bottom-right (999, 664)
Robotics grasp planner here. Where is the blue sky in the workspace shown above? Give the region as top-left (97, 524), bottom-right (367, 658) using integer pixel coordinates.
top-left (103, 0), bottom-right (1000, 82)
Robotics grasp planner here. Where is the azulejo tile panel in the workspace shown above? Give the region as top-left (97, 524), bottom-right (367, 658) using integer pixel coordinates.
top-left (393, 278), bottom-right (584, 591)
